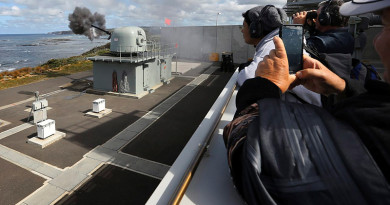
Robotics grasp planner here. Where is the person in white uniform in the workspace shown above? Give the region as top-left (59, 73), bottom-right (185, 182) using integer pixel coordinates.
top-left (237, 5), bottom-right (286, 87)
top-left (238, 5), bottom-right (322, 106)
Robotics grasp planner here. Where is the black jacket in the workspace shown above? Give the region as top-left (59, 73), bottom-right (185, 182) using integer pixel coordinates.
top-left (236, 77), bottom-right (390, 182)
top-left (332, 80), bottom-right (390, 182)
top-left (307, 28), bottom-right (355, 55)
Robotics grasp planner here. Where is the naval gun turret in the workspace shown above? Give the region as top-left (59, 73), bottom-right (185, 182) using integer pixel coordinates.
top-left (91, 24), bottom-right (147, 55)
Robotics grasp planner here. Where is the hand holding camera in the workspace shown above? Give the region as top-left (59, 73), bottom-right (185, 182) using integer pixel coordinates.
top-left (293, 10), bottom-right (317, 25)
top-left (305, 10), bottom-right (318, 21)
top-left (293, 10), bottom-right (318, 36)
top-left (293, 11), bottom-right (308, 24)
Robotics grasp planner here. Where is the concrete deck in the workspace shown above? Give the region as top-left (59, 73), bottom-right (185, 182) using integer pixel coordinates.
top-left (0, 60), bottom-right (234, 205)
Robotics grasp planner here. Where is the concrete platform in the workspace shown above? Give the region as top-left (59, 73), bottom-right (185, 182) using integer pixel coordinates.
top-left (85, 108), bottom-right (113, 118)
top-left (27, 131), bottom-right (66, 149)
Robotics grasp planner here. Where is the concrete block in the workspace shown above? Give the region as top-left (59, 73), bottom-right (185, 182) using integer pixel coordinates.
top-left (85, 108), bottom-right (112, 118)
top-left (27, 131), bottom-right (66, 149)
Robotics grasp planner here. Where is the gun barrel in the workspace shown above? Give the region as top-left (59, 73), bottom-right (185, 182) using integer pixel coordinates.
top-left (91, 25), bottom-right (111, 36)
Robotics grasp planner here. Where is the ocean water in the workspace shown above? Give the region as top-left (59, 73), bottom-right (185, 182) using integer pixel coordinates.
top-left (0, 34), bottom-right (108, 72)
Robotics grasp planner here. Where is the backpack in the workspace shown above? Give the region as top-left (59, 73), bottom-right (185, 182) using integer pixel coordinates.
top-left (223, 99), bottom-right (390, 205)
top-left (351, 58), bottom-right (381, 81)
top-left (304, 45), bottom-right (382, 83)
top-left (303, 46), bottom-right (382, 109)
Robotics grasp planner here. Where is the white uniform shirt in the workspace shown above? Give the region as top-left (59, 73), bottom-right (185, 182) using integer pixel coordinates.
top-left (237, 28), bottom-right (279, 87)
top-left (236, 28), bottom-right (322, 107)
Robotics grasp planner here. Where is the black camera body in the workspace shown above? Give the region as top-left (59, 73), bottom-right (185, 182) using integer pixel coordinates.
top-left (304, 11), bottom-right (318, 36)
top-left (306, 11), bottom-right (318, 21)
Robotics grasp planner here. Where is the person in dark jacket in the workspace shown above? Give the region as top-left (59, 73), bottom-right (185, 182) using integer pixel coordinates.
top-left (224, 2), bottom-right (390, 203)
top-left (234, 0), bottom-right (390, 186)
top-left (293, 0), bottom-right (354, 54)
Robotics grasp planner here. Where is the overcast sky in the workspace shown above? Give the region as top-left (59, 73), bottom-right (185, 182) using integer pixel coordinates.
top-left (0, 0), bottom-right (287, 34)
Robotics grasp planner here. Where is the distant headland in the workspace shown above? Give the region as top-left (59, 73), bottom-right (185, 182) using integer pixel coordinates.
top-left (47, 30), bottom-right (74, 35)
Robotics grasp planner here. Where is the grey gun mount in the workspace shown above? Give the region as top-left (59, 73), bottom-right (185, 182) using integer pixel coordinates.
top-left (91, 24), bottom-right (112, 40)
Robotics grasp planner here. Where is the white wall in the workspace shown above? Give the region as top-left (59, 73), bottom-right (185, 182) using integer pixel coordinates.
top-left (161, 25), bottom-right (255, 64)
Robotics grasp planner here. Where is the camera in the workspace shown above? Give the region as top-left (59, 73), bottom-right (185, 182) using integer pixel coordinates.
top-left (303, 11), bottom-right (318, 36)
top-left (306, 11), bottom-right (318, 20)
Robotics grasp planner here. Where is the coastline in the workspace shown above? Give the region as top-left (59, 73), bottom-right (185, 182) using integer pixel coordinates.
top-left (0, 33), bottom-right (109, 74)
top-left (0, 43), bottom-right (110, 90)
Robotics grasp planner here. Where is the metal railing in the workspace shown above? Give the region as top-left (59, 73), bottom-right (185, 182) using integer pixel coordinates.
top-left (110, 41), bottom-right (177, 63)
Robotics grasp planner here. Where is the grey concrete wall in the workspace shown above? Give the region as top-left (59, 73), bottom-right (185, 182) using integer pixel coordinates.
top-left (161, 25), bottom-right (381, 67)
top-left (161, 25), bottom-right (255, 64)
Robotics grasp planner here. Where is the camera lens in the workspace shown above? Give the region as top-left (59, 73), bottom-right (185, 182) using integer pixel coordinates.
top-left (306, 11), bottom-right (318, 19)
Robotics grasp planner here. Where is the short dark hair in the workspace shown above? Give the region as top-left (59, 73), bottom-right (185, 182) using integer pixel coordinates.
top-left (319, 0), bottom-right (349, 27)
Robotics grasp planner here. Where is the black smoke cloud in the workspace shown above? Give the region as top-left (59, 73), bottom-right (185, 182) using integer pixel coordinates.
top-left (68, 7), bottom-right (106, 41)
